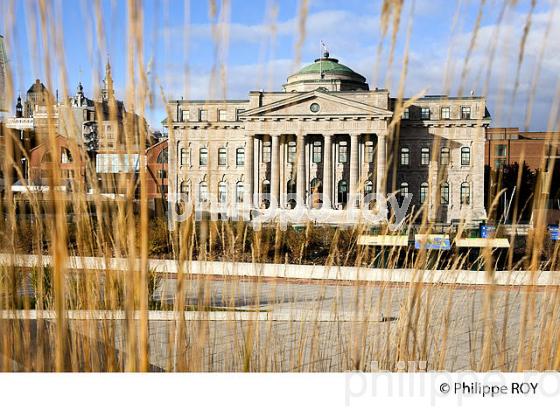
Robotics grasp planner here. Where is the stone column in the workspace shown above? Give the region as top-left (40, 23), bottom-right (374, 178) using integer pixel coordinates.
top-left (296, 133), bottom-right (306, 207)
top-left (376, 133), bottom-right (386, 196)
top-left (271, 134), bottom-right (280, 208)
top-left (349, 133), bottom-right (359, 208)
top-left (323, 134), bottom-right (333, 209)
top-left (245, 134), bottom-right (254, 207)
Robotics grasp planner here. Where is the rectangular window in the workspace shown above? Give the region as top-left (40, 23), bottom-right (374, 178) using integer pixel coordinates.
top-left (440, 147), bottom-right (450, 165)
top-left (180, 148), bottom-right (188, 166)
top-left (312, 141), bottom-right (322, 163)
top-left (236, 148), bottom-right (245, 166)
top-left (365, 142), bottom-right (374, 163)
top-left (420, 184), bottom-right (429, 204)
top-left (199, 109), bottom-right (208, 121)
top-left (199, 147), bottom-right (208, 166)
top-left (218, 109), bottom-right (227, 122)
top-left (199, 184), bottom-right (209, 202)
top-left (218, 183), bottom-right (227, 203)
top-left (263, 141), bottom-right (271, 163)
top-left (421, 107), bottom-right (430, 120)
top-left (236, 183), bottom-right (244, 203)
top-left (288, 141), bottom-right (296, 163)
top-left (421, 147), bottom-right (430, 166)
top-left (338, 141), bottom-right (348, 163)
top-left (400, 147), bottom-right (410, 166)
top-left (441, 183), bottom-right (449, 205)
top-left (403, 108), bottom-right (410, 120)
top-left (461, 147), bottom-right (471, 166)
top-left (182, 110), bottom-right (190, 122)
top-left (461, 183), bottom-right (471, 205)
top-left (218, 147), bottom-right (227, 166)
top-left (495, 144), bottom-right (507, 157)
top-left (441, 107), bottom-right (450, 120)
top-left (461, 106), bottom-right (471, 120)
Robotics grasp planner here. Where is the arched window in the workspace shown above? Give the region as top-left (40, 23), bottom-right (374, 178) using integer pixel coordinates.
top-left (180, 181), bottom-right (190, 202)
top-left (440, 147), bottom-right (450, 165)
top-left (287, 179), bottom-right (296, 194)
top-left (218, 147), bottom-right (227, 166)
top-left (180, 181), bottom-right (189, 194)
top-left (157, 147), bottom-right (168, 164)
top-left (440, 182), bottom-right (449, 205)
top-left (337, 180), bottom-right (348, 204)
top-left (236, 148), bottom-right (245, 166)
top-left (262, 179), bottom-right (271, 194)
top-left (400, 147), bottom-right (410, 166)
top-left (236, 182), bottom-right (244, 203)
top-left (421, 147), bottom-right (430, 166)
top-left (199, 181), bottom-right (209, 202)
top-left (286, 179), bottom-right (296, 209)
top-left (364, 180), bottom-right (374, 196)
top-left (420, 182), bottom-right (429, 204)
top-left (310, 178), bottom-right (322, 208)
top-left (218, 181), bottom-right (227, 203)
top-left (261, 180), bottom-right (271, 208)
top-left (310, 178), bottom-right (322, 194)
top-left (199, 147), bottom-right (208, 166)
top-left (461, 147), bottom-right (470, 166)
top-left (461, 182), bottom-right (470, 205)
top-left (400, 182), bottom-right (409, 199)
top-left (61, 147), bottom-right (73, 164)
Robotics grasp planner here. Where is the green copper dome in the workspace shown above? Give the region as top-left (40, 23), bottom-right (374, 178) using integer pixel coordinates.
top-left (297, 57), bottom-right (358, 76)
top-left (283, 52), bottom-right (369, 92)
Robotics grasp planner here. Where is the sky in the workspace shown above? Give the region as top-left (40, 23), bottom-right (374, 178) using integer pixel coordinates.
top-left (1, 0), bottom-right (558, 131)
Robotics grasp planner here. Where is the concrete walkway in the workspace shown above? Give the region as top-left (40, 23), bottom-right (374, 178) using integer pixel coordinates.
top-left (1, 253), bottom-right (559, 286)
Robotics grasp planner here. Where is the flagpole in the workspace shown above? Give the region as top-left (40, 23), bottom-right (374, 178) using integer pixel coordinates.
top-left (319, 40), bottom-right (322, 79)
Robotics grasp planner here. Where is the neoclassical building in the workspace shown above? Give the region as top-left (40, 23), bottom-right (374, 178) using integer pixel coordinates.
top-left (166, 52), bottom-right (489, 224)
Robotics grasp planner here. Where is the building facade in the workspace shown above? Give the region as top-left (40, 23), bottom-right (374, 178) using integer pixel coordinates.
top-left (4, 62), bottom-right (151, 195)
top-left (486, 127), bottom-right (560, 172)
top-left (166, 52), bottom-right (489, 224)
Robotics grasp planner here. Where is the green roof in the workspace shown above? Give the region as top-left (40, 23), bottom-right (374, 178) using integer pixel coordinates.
top-left (297, 58), bottom-right (359, 76)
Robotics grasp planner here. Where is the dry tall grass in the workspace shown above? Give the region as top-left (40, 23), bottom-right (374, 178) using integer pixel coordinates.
top-left (1, 0), bottom-right (560, 372)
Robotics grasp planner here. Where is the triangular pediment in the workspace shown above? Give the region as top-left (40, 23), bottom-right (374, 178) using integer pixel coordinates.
top-left (242, 90), bottom-right (393, 118)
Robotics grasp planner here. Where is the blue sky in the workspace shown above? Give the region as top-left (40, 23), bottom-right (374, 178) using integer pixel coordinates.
top-left (1, 0), bottom-right (558, 131)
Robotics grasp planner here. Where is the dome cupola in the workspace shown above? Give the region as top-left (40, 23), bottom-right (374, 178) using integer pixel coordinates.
top-left (283, 52), bottom-right (368, 92)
